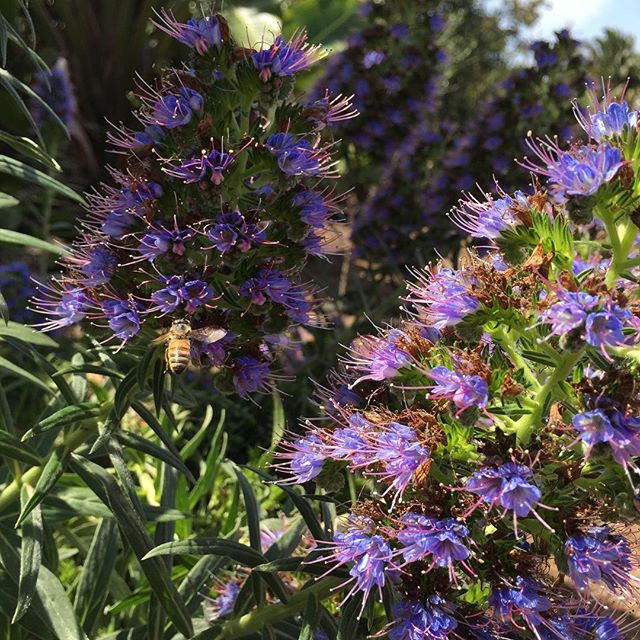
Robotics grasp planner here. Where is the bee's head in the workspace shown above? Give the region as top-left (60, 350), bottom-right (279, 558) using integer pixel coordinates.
top-left (172, 319), bottom-right (191, 336)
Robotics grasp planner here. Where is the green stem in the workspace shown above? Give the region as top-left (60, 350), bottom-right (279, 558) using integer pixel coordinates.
top-left (512, 349), bottom-right (584, 446)
top-left (0, 422), bottom-right (96, 514)
top-left (487, 325), bottom-right (541, 391)
top-left (218, 577), bottom-right (342, 639)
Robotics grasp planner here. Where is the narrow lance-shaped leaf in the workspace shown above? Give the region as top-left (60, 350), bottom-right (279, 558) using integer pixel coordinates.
top-left (13, 486), bottom-right (43, 623)
top-left (0, 154), bottom-right (84, 204)
top-left (68, 455), bottom-right (194, 638)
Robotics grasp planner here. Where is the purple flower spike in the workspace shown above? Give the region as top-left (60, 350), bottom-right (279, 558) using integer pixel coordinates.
top-left (565, 527), bottom-right (633, 593)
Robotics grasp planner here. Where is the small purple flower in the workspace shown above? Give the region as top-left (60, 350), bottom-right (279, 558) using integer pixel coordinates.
top-left (66, 244), bottom-right (117, 286)
top-left (275, 434), bottom-right (327, 483)
top-left (266, 133), bottom-right (330, 177)
top-left (543, 291), bottom-right (599, 335)
top-left (154, 9), bottom-right (222, 55)
top-left (344, 329), bottom-right (411, 386)
top-left (292, 190), bottom-right (331, 227)
top-left (450, 190), bottom-right (529, 240)
top-left (315, 516), bottom-right (393, 609)
top-left (252, 33), bottom-right (324, 81)
top-left (207, 210), bottom-right (265, 253)
top-left (233, 356), bottom-right (270, 396)
top-left (149, 87), bottom-right (203, 129)
top-left (362, 50), bottom-right (386, 69)
top-left (464, 462), bottom-right (548, 533)
top-left (406, 267), bottom-right (481, 330)
top-left (137, 225), bottom-right (194, 260)
top-left (367, 422), bottom-right (429, 503)
top-left (102, 298), bottom-right (141, 340)
top-left (179, 279), bottom-right (215, 313)
top-left (427, 366), bottom-right (488, 414)
top-left (584, 306), bottom-right (629, 349)
top-left (397, 514), bottom-right (472, 578)
top-left (489, 576), bottom-right (552, 634)
top-left (205, 580), bottom-right (241, 621)
top-left (572, 410), bottom-right (616, 447)
top-left (151, 275), bottom-right (183, 313)
top-left (575, 86), bottom-right (638, 142)
top-left (162, 147), bottom-right (235, 184)
top-left (520, 140), bottom-right (624, 197)
top-left (565, 527), bottom-right (633, 593)
top-left (107, 123), bottom-right (164, 152)
top-left (32, 283), bottom-right (90, 331)
top-left (389, 597), bottom-right (458, 640)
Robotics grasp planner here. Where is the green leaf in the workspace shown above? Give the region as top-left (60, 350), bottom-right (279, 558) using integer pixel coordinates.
top-left (233, 464), bottom-right (262, 551)
top-left (0, 525), bottom-right (89, 640)
top-left (0, 155), bottom-right (84, 204)
top-left (74, 518), bottom-right (120, 635)
top-left (16, 447), bottom-right (68, 526)
top-left (189, 410), bottom-right (227, 509)
top-left (131, 401), bottom-right (193, 481)
top-left (0, 289), bottom-right (9, 324)
top-left (13, 486), bottom-right (43, 622)
top-left (143, 538), bottom-right (268, 567)
top-left (117, 429), bottom-right (194, 482)
top-left (152, 358), bottom-right (165, 416)
top-left (298, 594), bottom-right (318, 640)
top-left (0, 354), bottom-right (52, 394)
top-left (68, 455), bottom-right (194, 638)
top-left (114, 368), bottom-right (139, 420)
top-left (0, 429), bottom-right (41, 465)
top-left (0, 192), bottom-right (19, 208)
top-left (0, 227), bottom-right (69, 255)
top-left (0, 132), bottom-right (61, 171)
top-left (0, 321), bottom-right (58, 347)
top-left (0, 69), bottom-right (68, 145)
top-left (22, 403), bottom-right (99, 441)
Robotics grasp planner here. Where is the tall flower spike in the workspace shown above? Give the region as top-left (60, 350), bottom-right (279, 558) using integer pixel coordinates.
top-left (30, 8), bottom-right (348, 396)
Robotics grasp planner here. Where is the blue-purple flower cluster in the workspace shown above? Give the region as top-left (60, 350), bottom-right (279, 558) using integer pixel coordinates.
top-left (31, 57), bottom-right (77, 129)
top-left (344, 28), bottom-right (589, 270)
top-left (31, 9), bottom-right (355, 396)
top-left (276, 81), bottom-right (640, 638)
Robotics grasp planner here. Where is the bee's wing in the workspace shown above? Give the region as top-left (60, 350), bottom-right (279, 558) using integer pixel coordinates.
top-left (190, 327), bottom-right (227, 344)
top-left (151, 331), bottom-right (171, 345)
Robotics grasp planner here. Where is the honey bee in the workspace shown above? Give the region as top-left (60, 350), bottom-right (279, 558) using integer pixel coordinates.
top-left (153, 318), bottom-right (227, 375)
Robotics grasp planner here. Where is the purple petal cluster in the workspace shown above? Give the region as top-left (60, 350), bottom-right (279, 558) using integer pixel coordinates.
top-left (427, 366), bottom-right (488, 414)
top-left (565, 527), bottom-right (633, 593)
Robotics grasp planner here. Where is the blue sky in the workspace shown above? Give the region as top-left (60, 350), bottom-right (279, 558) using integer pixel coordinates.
top-left (528, 0), bottom-right (640, 41)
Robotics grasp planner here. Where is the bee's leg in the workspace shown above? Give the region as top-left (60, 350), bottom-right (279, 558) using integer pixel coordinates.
top-left (164, 347), bottom-right (171, 372)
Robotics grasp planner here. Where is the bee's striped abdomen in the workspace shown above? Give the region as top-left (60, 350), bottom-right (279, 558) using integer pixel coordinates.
top-left (166, 339), bottom-right (191, 374)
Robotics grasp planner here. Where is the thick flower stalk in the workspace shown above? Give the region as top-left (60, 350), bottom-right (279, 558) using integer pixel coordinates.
top-left (277, 83), bottom-right (640, 637)
top-left (31, 9), bottom-right (353, 395)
